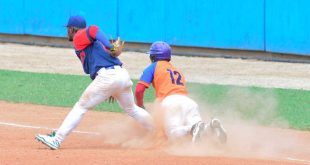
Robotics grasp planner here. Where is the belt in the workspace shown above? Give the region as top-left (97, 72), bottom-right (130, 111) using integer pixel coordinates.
top-left (96, 65), bottom-right (122, 76)
top-left (105, 65), bottom-right (121, 70)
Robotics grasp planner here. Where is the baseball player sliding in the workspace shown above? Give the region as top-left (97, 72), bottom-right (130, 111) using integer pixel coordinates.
top-left (35, 15), bottom-right (154, 150)
top-left (135, 41), bottom-right (227, 143)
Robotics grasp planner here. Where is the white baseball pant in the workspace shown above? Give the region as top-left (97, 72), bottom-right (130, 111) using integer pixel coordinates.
top-left (55, 66), bottom-right (154, 142)
top-left (160, 94), bottom-right (202, 140)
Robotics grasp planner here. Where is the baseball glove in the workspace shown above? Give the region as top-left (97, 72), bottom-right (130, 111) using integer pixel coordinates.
top-left (110, 37), bottom-right (125, 57)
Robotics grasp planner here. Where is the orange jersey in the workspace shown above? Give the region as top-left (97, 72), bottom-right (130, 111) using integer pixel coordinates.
top-left (138, 61), bottom-right (188, 98)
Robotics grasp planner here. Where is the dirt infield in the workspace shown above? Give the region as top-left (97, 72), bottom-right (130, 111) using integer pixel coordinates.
top-left (0, 43), bottom-right (310, 164)
top-left (1, 101), bottom-right (309, 165)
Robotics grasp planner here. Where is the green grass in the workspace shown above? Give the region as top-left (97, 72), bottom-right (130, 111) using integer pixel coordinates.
top-left (187, 83), bottom-right (310, 130)
top-left (0, 70), bottom-right (155, 113)
top-left (0, 69), bottom-right (309, 130)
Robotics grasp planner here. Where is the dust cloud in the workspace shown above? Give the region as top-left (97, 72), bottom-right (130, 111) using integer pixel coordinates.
top-left (95, 112), bottom-right (168, 150)
top-left (95, 88), bottom-right (309, 160)
top-left (167, 88), bottom-right (309, 159)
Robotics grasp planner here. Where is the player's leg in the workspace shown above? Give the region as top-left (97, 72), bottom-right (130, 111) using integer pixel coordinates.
top-left (35, 79), bottom-right (108, 149)
top-left (113, 68), bottom-right (154, 131)
top-left (114, 85), bottom-right (154, 131)
top-left (52, 69), bottom-right (114, 143)
top-left (183, 96), bottom-right (202, 128)
top-left (181, 96), bottom-right (206, 142)
top-left (161, 94), bottom-right (207, 142)
top-left (164, 110), bottom-right (191, 139)
top-left (161, 95), bottom-right (193, 139)
top-left (183, 96), bottom-right (227, 143)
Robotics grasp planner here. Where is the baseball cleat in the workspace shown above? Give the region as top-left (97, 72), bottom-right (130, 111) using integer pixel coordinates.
top-left (190, 121), bottom-right (206, 143)
top-left (35, 131), bottom-right (60, 150)
top-left (210, 118), bottom-right (227, 143)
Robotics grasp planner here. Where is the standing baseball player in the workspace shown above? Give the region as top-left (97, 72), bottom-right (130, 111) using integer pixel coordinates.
top-left (135, 41), bottom-right (227, 143)
top-left (35, 15), bottom-right (154, 149)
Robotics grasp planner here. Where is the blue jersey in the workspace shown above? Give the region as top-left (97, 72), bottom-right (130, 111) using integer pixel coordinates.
top-left (73, 26), bottom-right (122, 80)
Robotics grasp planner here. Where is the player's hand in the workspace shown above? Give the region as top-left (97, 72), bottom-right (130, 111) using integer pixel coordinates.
top-left (110, 37), bottom-right (125, 57)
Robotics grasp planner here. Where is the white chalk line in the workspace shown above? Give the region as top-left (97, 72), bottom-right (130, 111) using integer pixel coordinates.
top-left (0, 121), bottom-right (101, 135)
top-left (286, 157), bottom-right (310, 164)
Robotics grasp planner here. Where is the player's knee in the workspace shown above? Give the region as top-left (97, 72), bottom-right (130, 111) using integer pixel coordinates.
top-left (78, 98), bottom-right (95, 109)
top-left (125, 107), bottom-right (135, 117)
top-left (166, 127), bottom-right (189, 140)
top-left (167, 130), bottom-right (181, 140)
top-left (74, 102), bottom-right (88, 114)
top-left (125, 105), bottom-right (147, 118)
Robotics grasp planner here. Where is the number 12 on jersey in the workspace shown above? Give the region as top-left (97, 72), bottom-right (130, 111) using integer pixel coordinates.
top-left (167, 69), bottom-right (184, 86)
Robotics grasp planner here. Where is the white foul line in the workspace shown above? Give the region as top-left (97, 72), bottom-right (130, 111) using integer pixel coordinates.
top-left (0, 121), bottom-right (101, 135)
top-left (286, 157), bottom-right (310, 164)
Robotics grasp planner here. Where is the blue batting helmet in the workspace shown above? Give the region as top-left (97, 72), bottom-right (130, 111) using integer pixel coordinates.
top-left (148, 41), bottom-right (171, 62)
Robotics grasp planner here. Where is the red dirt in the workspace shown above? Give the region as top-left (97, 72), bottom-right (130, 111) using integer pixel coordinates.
top-left (0, 101), bottom-right (309, 165)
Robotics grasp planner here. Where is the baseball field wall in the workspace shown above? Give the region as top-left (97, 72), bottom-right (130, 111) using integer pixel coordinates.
top-left (0, 0), bottom-right (309, 56)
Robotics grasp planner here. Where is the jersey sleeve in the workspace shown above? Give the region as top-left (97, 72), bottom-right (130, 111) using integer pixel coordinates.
top-left (89, 26), bottom-right (112, 49)
top-left (88, 26), bottom-right (99, 39)
top-left (138, 62), bottom-right (157, 88)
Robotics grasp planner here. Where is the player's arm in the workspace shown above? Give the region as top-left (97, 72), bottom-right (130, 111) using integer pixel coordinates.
top-left (88, 26), bottom-right (112, 49)
top-left (135, 63), bottom-right (156, 108)
top-left (135, 82), bottom-right (149, 108)
top-left (95, 30), bottom-right (113, 49)
top-left (89, 26), bottom-right (124, 57)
